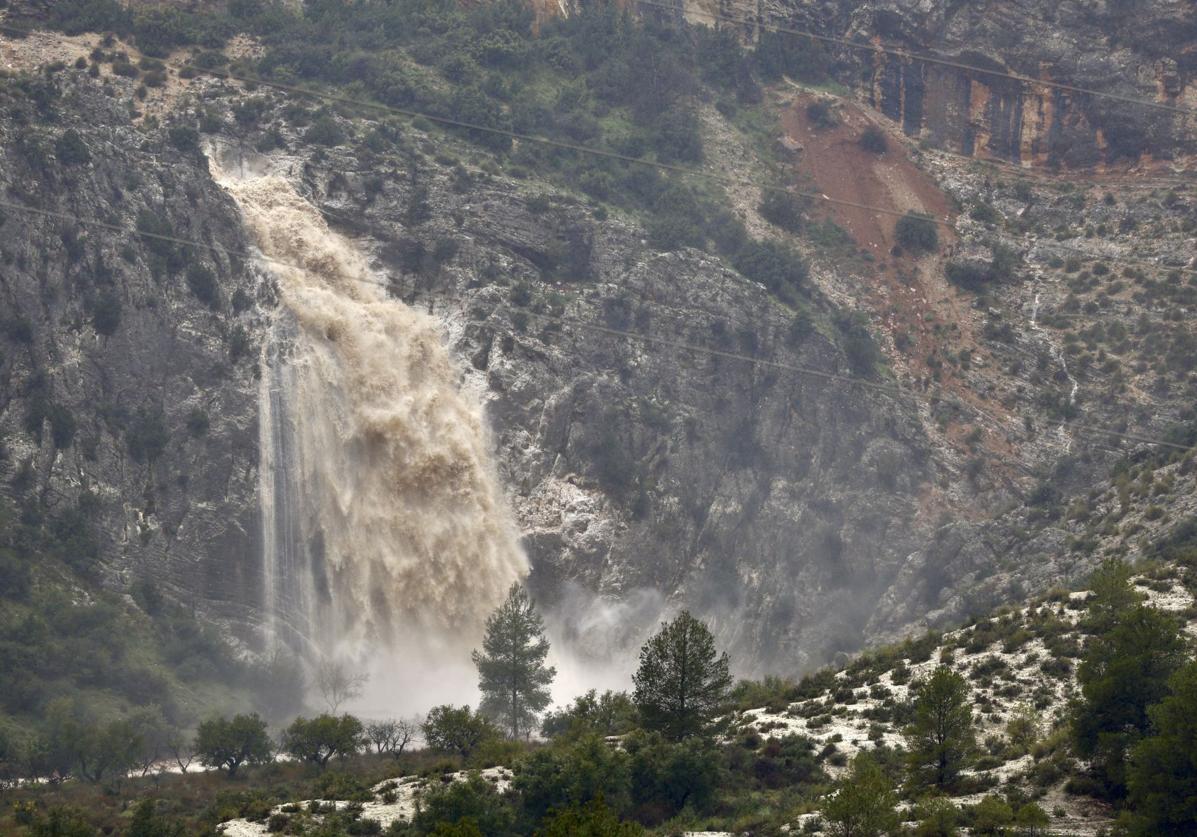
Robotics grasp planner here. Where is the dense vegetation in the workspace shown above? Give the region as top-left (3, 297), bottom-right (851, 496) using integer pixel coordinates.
top-left (31, 0), bottom-right (875, 353)
top-left (7, 563), bottom-right (1197, 835)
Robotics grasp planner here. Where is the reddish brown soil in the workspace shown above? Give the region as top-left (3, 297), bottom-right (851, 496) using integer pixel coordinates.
top-left (783, 94), bottom-right (1019, 464)
top-left (783, 97), bottom-right (955, 256)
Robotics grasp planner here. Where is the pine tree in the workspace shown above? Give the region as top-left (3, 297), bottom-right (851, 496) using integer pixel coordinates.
top-left (1127, 661), bottom-right (1197, 835)
top-left (1073, 600), bottom-right (1184, 798)
top-left (823, 752), bottom-right (900, 837)
top-left (472, 583), bottom-right (555, 739)
top-left (632, 610), bottom-right (732, 741)
top-left (904, 665), bottom-right (975, 789)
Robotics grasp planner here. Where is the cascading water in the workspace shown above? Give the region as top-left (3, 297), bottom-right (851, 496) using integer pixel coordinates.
top-left (212, 158), bottom-right (527, 709)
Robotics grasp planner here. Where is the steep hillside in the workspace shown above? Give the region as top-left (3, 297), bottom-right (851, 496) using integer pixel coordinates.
top-left (0, 0), bottom-right (1194, 718)
top-left (684, 0), bottom-right (1197, 169)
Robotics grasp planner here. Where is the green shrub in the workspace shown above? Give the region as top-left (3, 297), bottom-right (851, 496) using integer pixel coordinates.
top-left (895, 212), bottom-right (939, 253)
top-left (54, 129), bottom-right (90, 165)
top-left (859, 126), bottom-right (887, 154)
top-left (759, 190), bottom-right (806, 232)
top-left (185, 264), bottom-right (220, 308)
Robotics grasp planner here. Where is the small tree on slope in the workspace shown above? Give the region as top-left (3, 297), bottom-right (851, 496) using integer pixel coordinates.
top-left (904, 665), bottom-right (975, 789)
top-left (473, 582), bottom-right (556, 739)
top-left (633, 610), bottom-right (732, 741)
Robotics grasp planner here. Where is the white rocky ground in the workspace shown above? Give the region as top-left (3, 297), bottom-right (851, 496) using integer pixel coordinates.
top-left (728, 576), bottom-right (1196, 835)
top-left (217, 766), bottom-right (513, 835)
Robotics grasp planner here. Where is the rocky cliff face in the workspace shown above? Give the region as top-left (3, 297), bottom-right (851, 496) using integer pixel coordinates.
top-left (687, 0), bottom-right (1197, 168)
top-left (0, 60), bottom-right (946, 674)
top-left (0, 72), bottom-right (268, 641)
top-left (2, 2), bottom-right (1194, 682)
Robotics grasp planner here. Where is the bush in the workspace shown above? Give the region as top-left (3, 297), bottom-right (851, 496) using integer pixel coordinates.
top-left (895, 212), bottom-right (939, 253)
top-left (731, 239), bottom-right (808, 301)
top-left (805, 99), bottom-right (836, 129)
top-left (126, 406), bottom-right (169, 463)
top-left (167, 125), bottom-right (200, 152)
top-left (422, 705), bottom-right (499, 758)
top-left (54, 129), bottom-right (90, 165)
top-left (859, 126), bottom-right (887, 154)
top-left (759, 190), bottom-right (806, 232)
top-left (305, 115), bottom-right (345, 147)
top-left (92, 292), bottom-right (122, 335)
top-left (185, 264), bottom-right (220, 308)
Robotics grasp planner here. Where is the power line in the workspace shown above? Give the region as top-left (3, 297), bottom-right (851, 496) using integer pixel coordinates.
top-left (637, 0), bottom-right (1197, 119)
top-left (2, 23), bottom-right (1195, 281)
top-left (1, 193), bottom-right (1192, 455)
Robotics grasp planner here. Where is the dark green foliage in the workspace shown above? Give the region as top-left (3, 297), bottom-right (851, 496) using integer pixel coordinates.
top-left (135, 210), bottom-right (184, 274)
top-left (805, 99), bottom-right (836, 129)
top-left (167, 125), bottom-right (200, 153)
top-left (25, 806), bottom-right (97, 837)
top-left (859, 126), bottom-right (888, 154)
top-left (823, 753), bottom-right (899, 836)
top-left (730, 239), bottom-right (808, 302)
top-left (53, 129), bottom-right (90, 166)
top-left (633, 611), bottom-right (732, 741)
top-left (541, 689), bottom-right (637, 739)
top-left (304, 115), bottom-right (345, 147)
top-left (945, 244), bottom-right (1020, 291)
top-left (194, 713), bottom-right (272, 777)
top-left (422, 705), bottom-right (499, 758)
top-left (127, 800), bottom-right (185, 837)
top-left (895, 212), bottom-right (940, 253)
top-left (904, 666), bottom-right (975, 789)
top-left (49, 0), bottom-right (131, 36)
top-left (281, 714), bottom-right (364, 768)
top-left (126, 406), bottom-right (169, 464)
top-left (537, 798), bottom-right (643, 836)
top-left (835, 311), bottom-right (881, 377)
top-left (1147, 517), bottom-right (1197, 567)
top-left (755, 31), bottom-right (830, 83)
top-left (1073, 589), bottom-right (1185, 799)
top-left (185, 408), bottom-right (210, 437)
top-left (184, 264), bottom-right (220, 308)
top-left (1127, 661), bottom-right (1197, 835)
top-left (625, 731), bottom-right (722, 821)
top-left (92, 292), bottom-right (122, 336)
top-left (758, 190), bottom-right (806, 232)
top-left (472, 583), bottom-right (555, 738)
top-left (652, 106), bottom-right (702, 163)
top-left (447, 87), bottom-right (513, 151)
top-left (515, 733), bottom-right (633, 822)
top-left (413, 773), bottom-right (515, 835)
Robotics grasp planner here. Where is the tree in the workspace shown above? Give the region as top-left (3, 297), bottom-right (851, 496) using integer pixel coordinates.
top-left (472, 582), bottom-right (556, 739)
top-left (1126, 661), bottom-right (1197, 833)
top-left (314, 658), bottom-right (369, 713)
top-left (823, 753), bottom-right (900, 837)
top-left (281, 714), bottom-right (364, 769)
top-left (422, 705), bottom-right (499, 758)
top-left (164, 729), bottom-right (195, 774)
top-left (1073, 594), bottom-right (1184, 798)
top-left (541, 689), bottom-right (637, 739)
top-left (904, 666), bottom-right (975, 789)
top-left (515, 733), bottom-right (633, 821)
top-left (895, 211), bottom-right (939, 253)
top-left (412, 773), bottom-right (515, 835)
top-left (859, 126), bottom-right (888, 154)
top-left (128, 799), bottom-right (185, 837)
top-left (537, 799), bottom-right (643, 836)
top-left (633, 611), bottom-right (732, 741)
top-left (366, 718), bottom-right (419, 756)
top-left (194, 714), bottom-right (272, 777)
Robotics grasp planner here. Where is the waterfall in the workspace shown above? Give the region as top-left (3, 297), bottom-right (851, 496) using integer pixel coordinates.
top-left (213, 161), bottom-right (527, 698)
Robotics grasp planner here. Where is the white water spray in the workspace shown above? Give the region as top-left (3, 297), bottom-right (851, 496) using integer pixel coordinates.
top-left (212, 157), bottom-right (527, 710)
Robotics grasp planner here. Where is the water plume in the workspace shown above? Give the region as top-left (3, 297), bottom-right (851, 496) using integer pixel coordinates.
top-left (213, 160), bottom-right (527, 697)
